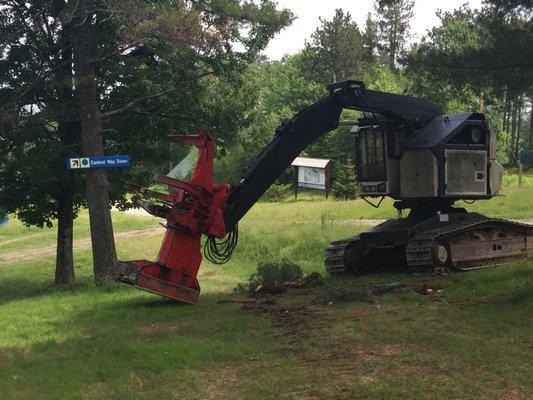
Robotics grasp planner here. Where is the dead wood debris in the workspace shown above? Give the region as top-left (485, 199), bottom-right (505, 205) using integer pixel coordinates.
top-left (240, 296), bottom-right (332, 339)
top-left (254, 272), bottom-right (321, 295)
top-left (412, 283), bottom-right (444, 295)
top-left (314, 281), bottom-right (403, 304)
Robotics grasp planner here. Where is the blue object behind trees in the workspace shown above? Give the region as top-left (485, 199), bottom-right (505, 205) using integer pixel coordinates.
top-left (520, 150), bottom-right (533, 166)
top-left (0, 213), bottom-right (8, 225)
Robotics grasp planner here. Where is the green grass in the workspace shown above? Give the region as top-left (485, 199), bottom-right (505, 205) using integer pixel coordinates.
top-left (0, 211), bottom-right (160, 255)
top-left (0, 180), bottom-right (532, 399)
top-left (457, 185), bottom-right (533, 219)
top-left (262, 172), bottom-right (533, 222)
top-left (502, 168), bottom-right (533, 187)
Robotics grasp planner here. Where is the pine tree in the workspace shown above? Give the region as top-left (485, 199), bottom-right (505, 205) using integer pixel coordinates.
top-left (362, 13), bottom-right (380, 64)
top-left (375, 0), bottom-right (415, 70)
top-left (331, 158), bottom-right (358, 200)
top-left (300, 9), bottom-right (366, 84)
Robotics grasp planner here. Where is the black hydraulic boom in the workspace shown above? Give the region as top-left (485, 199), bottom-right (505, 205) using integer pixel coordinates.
top-left (223, 80), bottom-right (443, 229)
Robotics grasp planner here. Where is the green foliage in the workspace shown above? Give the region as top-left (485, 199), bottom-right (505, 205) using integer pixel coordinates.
top-left (234, 259), bottom-right (303, 295)
top-left (501, 169), bottom-right (533, 186)
top-left (405, 7), bottom-right (486, 95)
top-left (375, 0), bottom-right (415, 70)
top-left (214, 55), bottom-right (324, 181)
top-left (0, 1), bottom-right (293, 226)
top-left (262, 183), bottom-right (292, 202)
top-left (237, 56), bottom-right (323, 153)
top-left (331, 158), bottom-right (358, 200)
top-left (405, 2), bottom-right (533, 166)
top-left (404, 8), bottom-right (483, 113)
top-left (365, 67), bottom-right (408, 93)
top-left (299, 9), bottom-right (367, 84)
top-left (214, 145), bottom-right (251, 183)
top-left (362, 13), bottom-right (380, 65)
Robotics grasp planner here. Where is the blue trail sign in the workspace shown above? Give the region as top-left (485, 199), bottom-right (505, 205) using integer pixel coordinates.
top-left (67, 155), bottom-right (131, 170)
top-left (520, 150), bottom-right (533, 166)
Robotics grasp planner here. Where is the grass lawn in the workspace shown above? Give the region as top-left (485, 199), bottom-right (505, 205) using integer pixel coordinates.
top-left (0, 182), bottom-right (532, 399)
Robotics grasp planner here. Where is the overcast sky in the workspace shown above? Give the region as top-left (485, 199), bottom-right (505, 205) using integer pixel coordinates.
top-left (263, 0), bottom-right (483, 60)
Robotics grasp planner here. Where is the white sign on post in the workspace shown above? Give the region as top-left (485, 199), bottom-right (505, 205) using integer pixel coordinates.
top-left (69, 158), bottom-right (80, 169)
top-left (291, 157), bottom-right (332, 199)
top-left (298, 166), bottom-right (326, 189)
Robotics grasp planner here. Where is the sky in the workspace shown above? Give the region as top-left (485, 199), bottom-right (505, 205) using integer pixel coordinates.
top-left (263, 0), bottom-right (483, 60)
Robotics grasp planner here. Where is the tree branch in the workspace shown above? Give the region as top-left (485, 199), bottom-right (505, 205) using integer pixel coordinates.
top-left (4, 57), bottom-right (72, 106)
top-left (101, 87), bottom-right (181, 119)
top-left (125, 109), bottom-right (203, 124)
top-left (101, 71), bottom-right (213, 119)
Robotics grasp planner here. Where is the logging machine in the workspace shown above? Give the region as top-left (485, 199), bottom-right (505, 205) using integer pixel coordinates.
top-left (115, 80), bottom-right (533, 303)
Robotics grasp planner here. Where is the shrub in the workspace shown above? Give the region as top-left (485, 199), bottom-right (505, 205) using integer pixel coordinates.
top-left (262, 183), bottom-right (292, 202)
top-left (234, 259), bottom-right (303, 295)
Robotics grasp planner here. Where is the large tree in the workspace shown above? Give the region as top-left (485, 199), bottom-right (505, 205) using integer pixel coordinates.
top-left (362, 12), bottom-right (380, 65)
top-left (375, 0), bottom-right (415, 71)
top-left (299, 9), bottom-right (366, 84)
top-left (0, 0), bottom-right (85, 285)
top-left (71, 0), bottom-right (118, 283)
top-left (0, 0), bottom-right (292, 284)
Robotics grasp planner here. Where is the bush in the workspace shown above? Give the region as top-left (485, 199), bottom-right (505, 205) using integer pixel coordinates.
top-left (262, 183), bottom-right (292, 202)
top-left (234, 259), bottom-right (303, 295)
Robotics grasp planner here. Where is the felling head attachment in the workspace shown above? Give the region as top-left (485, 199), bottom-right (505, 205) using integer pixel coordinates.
top-left (115, 129), bottom-right (230, 304)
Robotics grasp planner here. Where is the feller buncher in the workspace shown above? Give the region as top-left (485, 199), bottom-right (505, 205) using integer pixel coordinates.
top-left (115, 81), bottom-right (533, 303)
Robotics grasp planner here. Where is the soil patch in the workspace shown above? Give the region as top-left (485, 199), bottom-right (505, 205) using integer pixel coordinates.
top-left (240, 292), bottom-right (332, 339)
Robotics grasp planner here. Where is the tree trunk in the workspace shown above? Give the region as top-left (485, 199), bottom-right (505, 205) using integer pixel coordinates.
top-left (389, 16), bottom-right (398, 71)
top-left (72, 1), bottom-right (117, 285)
top-left (515, 97), bottom-right (523, 162)
top-left (503, 93), bottom-right (510, 136)
top-left (510, 99), bottom-right (517, 164)
top-left (55, 186), bottom-right (75, 285)
top-left (54, 0), bottom-right (76, 285)
top-left (529, 107), bottom-right (533, 149)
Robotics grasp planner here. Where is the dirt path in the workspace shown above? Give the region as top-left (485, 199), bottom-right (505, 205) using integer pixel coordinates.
top-left (515, 218), bottom-right (533, 225)
top-left (119, 207), bottom-right (153, 217)
top-left (0, 226), bottom-right (164, 266)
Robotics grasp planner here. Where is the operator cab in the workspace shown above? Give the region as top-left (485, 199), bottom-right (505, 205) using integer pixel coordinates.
top-left (352, 113), bottom-right (503, 201)
top-left (353, 120), bottom-right (405, 199)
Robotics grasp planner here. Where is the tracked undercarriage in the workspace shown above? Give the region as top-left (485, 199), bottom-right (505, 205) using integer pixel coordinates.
top-left (325, 208), bottom-right (533, 274)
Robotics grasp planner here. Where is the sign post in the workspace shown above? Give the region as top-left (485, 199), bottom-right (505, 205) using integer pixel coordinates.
top-left (291, 157), bottom-right (332, 200)
top-left (67, 155), bottom-right (131, 170)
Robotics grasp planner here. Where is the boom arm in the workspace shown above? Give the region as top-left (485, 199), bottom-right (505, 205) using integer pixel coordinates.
top-left (223, 80), bottom-right (443, 229)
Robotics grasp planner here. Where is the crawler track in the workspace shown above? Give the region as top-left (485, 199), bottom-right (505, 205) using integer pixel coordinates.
top-left (325, 218), bottom-right (533, 275)
top-left (406, 219), bottom-right (533, 272)
top-left (324, 236), bottom-right (360, 274)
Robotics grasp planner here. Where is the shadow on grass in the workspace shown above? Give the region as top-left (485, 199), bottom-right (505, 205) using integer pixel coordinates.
top-left (1, 261), bottom-right (532, 399)
top-left (0, 288), bottom-right (276, 399)
top-left (0, 275), bottom-right (99, 305)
